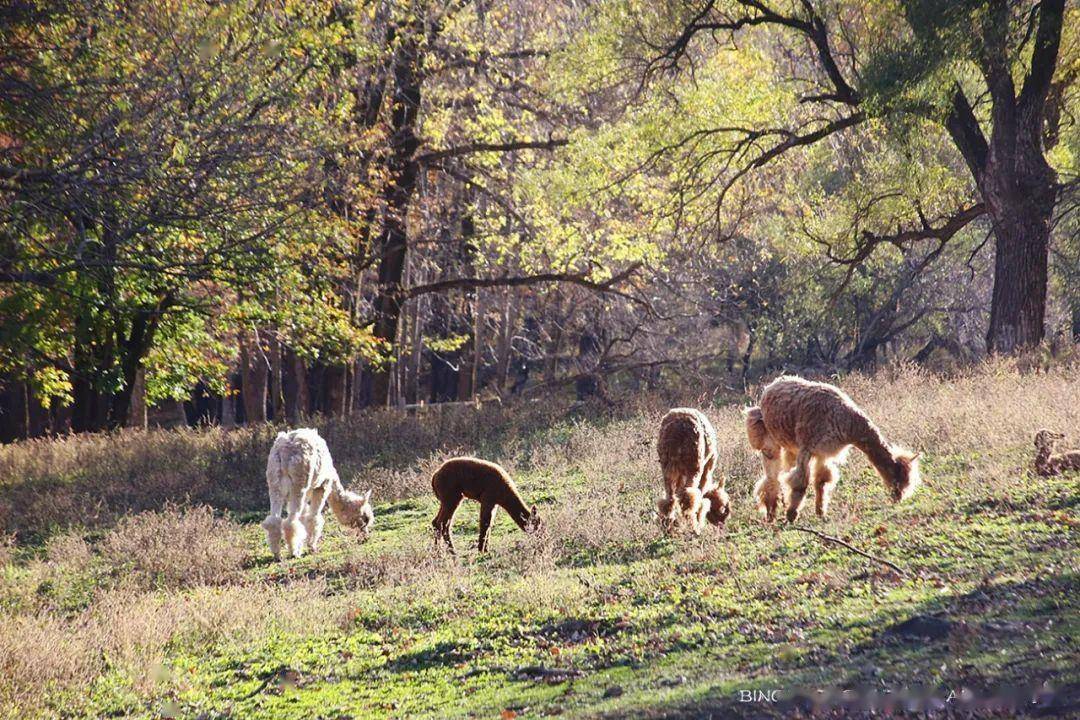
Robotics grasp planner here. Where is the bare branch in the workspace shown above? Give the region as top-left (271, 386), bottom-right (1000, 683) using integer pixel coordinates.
top-left (414, 137), bottom-right (568, 164)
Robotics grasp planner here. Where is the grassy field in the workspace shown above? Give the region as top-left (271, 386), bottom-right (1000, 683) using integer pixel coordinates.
top-left (1, 363), bottom-right (1078, 719)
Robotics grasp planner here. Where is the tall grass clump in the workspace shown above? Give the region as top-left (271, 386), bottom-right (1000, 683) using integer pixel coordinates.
top-left (100, 505), bottom-right (249, 590)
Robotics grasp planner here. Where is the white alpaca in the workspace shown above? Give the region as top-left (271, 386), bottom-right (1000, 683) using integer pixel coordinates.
top-left (262, 428), bottom-right (374, 559)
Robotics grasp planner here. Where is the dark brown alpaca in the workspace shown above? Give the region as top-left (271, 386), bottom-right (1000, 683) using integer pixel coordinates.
top-left (431, 457), bottom-right (541, 553)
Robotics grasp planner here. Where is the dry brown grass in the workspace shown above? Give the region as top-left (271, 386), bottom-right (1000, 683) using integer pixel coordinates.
top-left (100, 505), bottom-right (250, 590)
top-left (0, 402), bottom-right (568, 540)
top-left (0, 360), bottom-right (1077, 718)
top-left (0, 580), bottom-right (336, 716)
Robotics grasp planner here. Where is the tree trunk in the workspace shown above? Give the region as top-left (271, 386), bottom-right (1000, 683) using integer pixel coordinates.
top-left (269, 335), bottom-right (285, 421)
top-left (322, 364), bottom-right (348, 417)
top-left (126, 368), bottom-right (147, 430)
top-left (371, 33), bottom-right (423, 407)
top-left (240, 333), bottom-right (268, 424)
top-left (221, 374), bottom-right (237, 428)
top-left (495, 288), bottom-right (518, 392)
top-left (405, 296), bottom-right (423, 405)
top-left (984, 200), bottom-right (1052, 353)
top-left (281, 347), bottom-right (307, 422)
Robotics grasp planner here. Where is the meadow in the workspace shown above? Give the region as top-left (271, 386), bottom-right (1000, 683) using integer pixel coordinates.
top-left (1, 362), bottom-right (1078, 719)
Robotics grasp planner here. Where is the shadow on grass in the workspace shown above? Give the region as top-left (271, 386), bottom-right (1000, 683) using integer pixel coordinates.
top-left (611, 574), bottom-right (1079, 719)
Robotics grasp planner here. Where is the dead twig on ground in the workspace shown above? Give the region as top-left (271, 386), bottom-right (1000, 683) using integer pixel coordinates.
top-left (790, 525), bottom-right (906, 576)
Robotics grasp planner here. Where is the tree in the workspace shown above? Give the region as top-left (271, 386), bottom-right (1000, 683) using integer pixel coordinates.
top-left (632, 0), bottom-right (1075, 353)
top-left (327, 0), bottom-right (645, 407)
top-left (0, 0), bottom-right (363, 430)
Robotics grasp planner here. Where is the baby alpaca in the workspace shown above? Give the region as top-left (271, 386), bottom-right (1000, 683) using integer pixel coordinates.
top-left (746, 376), bottom-right (921, 523)
top-left (431, 457), bottom-right (541, 553)
top-left (262, 428), bottom-right (374, 559)
top-left (1034, 429), bottom-right (1080, 477)
top-left (656, 408), bottom-right (731, 533)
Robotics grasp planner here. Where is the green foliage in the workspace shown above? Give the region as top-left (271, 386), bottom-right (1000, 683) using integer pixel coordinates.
top-left (0, 0), bottom-right (379, 418)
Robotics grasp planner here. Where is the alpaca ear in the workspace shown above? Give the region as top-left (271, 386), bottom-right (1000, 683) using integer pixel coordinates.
top-left (362, 489), bottom-right (373, 504)
top-left (530, 504), bottom-right (538, 516)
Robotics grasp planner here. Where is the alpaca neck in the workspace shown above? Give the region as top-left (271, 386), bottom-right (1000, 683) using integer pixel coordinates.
top-left (499, 488), bottom-right (531, 531)
top-left (1034, 446), bottom-right (1052, 468)
top-left (325, 477), bottom-right (355, 523)
top-left (856, 426), bottom-right (896, 479)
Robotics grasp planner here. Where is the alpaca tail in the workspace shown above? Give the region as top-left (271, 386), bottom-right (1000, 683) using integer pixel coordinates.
top-left (744, 406), bottom-right (769, 450)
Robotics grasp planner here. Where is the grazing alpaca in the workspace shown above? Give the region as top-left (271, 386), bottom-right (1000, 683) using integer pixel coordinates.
top-left (431, 457), bottom-right (541, 553)
top-left (656, 408), bottom-right (731, 533)
top-left (262, 429), bottom-right (374, 559)
top-left (745, 376), bottom-right (920, 523)
top-left (1034, 429), bottom-right (1080, 477)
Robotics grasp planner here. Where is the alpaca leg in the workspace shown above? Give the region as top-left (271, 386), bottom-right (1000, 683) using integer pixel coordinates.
top-left (261, 495), bottom-right (284, 560)
top-left (433, 495), bottom-right (462, 554)
top-left (477, 502), bottom-right (496, 552)
top-left (813, 460), bottom-right (839, 518)
top-left (753, 473), bottom-right (781, 522)
top-left (672, 486), bottom-right (704, 534)
top-left (656, 495), bottom-right (678, 534)
top-left (698, 455), bottom-right (716, 493)
top-left (693, 494), bottom-right (711, 534)
top-left (657, 469), bottom-right (683, 532)
top-left (303, 486), bottom-right (327, 552)
top-left (282, 493), bottom-right (308, 558)
top-left (754, 448), bottom-right (786, 522)
top-left (783, 449), bottom-right (813, 523)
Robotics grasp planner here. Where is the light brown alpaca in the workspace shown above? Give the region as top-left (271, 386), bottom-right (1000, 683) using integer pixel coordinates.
top-left (656, 408), bottom-right (731, 533)
top-left (1034, 429), bottom-right (1080, 477)
top-left (431, 457), bottom-right (541, 553)
top-left (745, 376), bottom-right (921, 523)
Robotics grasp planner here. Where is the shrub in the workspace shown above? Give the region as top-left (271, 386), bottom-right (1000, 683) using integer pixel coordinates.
top-left (99, 505), bottom-right (249, 590)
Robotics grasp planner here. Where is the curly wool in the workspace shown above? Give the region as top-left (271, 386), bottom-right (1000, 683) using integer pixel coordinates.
top-left (746, 376), bottom-right (920, 523)
top-left (655, 408), bottom-right (730, 533)
top-left (262, 428), bottom-right (373, 560)
top-left (1034, 429), bottom-right (1080, 477)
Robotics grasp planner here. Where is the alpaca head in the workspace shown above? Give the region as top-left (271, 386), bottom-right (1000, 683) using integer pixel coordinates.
top-left (882, 449), bottom-right (921, 503)
top-left (523, 504), bottom-right (543, 534)
top-left (1034, 429), bottom-right (1066, 451)
top-left (330, 487), bottom-right (374, 539)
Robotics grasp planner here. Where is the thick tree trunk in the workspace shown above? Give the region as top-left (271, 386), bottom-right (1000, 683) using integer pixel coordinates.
top-left (126, 368), bottom-right (147, 430)
top-left (320, 364), bottom-right (347, 417)
top-left (371, 34), bottom-right (423, 407)
top-left (240, 333), bottom-right (268, 424)
top-left (281, 348), bottom-right (307, 422)
top-left (984, 200), bottom-right (1052, 353)
top-left (0, 377), bottom-right (26, 442)
top-left (220, 374), bottom-right (237, 428)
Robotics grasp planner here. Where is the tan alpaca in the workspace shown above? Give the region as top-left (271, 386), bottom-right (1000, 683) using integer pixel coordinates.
top-left (1033, 429), bottom-right (1080, 477)
top-left (656, 408), bottom-right (731, 533)
top-left (745, 376), bottom-right (921, 523)
top-left (431, 457), bottom-right (541, 553)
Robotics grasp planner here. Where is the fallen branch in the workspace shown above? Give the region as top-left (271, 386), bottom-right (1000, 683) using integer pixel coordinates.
top-left (790, 525), bottom-right (906, 576)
